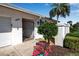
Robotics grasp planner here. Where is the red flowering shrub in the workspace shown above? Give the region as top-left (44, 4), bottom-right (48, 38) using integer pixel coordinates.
top-left (32, 41), bottom-right (51, 56)
top-left (32, 49), bottom-right (41, 56)
top-left (34, 45), bottom-right (44, 52)
top-left (44, 50), bottom-right (49, 56)
top-left (36, 41), bottom-right (48, 49)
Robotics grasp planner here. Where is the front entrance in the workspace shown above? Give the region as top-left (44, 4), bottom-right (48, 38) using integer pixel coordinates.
top-left (22, 18), bottom-right (34, 41)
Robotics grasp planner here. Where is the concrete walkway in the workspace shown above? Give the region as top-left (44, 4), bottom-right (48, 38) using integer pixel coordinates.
top-left (0, 40), bottom-right (34, 56)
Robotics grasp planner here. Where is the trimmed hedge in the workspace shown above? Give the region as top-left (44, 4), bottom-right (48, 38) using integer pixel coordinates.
top-left (64, 36), bottom-right (79, 50)
top-left (66, 31), bottom-right (79, 37)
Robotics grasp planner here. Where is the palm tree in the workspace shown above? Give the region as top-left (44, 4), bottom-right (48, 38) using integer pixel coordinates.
top-left (49, 3), bottom-right (70, 23)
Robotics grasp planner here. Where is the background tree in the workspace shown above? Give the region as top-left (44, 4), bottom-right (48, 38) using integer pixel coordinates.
top-left (69, 22), bottom-right (79, 32)
top-left (73, 22), bottom-right (79, 27)
top-left (49, 3), bottom-right (70, 23)
top-left (67, 21), bottom-right (72, 26)
top-left (72, 22), bottom-right (79, 32)
top-left (67, 21), bottom-right (73, 32)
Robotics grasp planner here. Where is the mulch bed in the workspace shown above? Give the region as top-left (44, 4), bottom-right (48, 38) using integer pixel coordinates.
top-left (48, 45), bottom-right (70, 56)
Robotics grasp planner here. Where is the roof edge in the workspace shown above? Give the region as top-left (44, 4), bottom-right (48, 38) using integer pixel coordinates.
top-left (0, 3), bottom-right (44, 17)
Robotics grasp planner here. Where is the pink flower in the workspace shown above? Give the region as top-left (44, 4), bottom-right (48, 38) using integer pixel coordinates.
top-left (32, 41), bottom-right (50, 56)
top-left (32, 49), bottom-right (40, 56)
top-left (34, 45), bottom-right (44, 51)
top-left (44, 50), bottom-right (49, 56)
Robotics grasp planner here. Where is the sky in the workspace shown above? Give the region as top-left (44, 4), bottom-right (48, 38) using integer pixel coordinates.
top-left (13, 3), bottom-right (79, 24)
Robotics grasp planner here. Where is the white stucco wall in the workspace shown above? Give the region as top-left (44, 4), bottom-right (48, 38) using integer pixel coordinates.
top-left (55, 23), bottom-right (70, 47)
top-left (11, 17), bottom-right (22, 45)
top-left (55, 27), bottom-right (65, 47)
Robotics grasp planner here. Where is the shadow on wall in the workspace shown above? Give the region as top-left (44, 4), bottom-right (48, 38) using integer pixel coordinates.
top-left (0, 16), bottom-right (12, 33)
top-left (0, 16), bottom-right (22, 33)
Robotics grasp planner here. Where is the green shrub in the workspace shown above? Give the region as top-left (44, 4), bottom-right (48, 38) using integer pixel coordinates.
top-left (64, 36), bottom-right (79, 50)
top-left (38, 22), bottom-right (58, 44)
top-left (70, 22), bottom-right (79, 32)
top-left (70, 27), bottom-right (79, 32)
top-left (66, 31), bottom-right (79, 37)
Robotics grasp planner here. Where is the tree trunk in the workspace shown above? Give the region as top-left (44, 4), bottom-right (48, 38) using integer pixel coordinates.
top-left (48, 39), bottom-right (50, 44)
top-left (57, 15), bottom-right (59, 24)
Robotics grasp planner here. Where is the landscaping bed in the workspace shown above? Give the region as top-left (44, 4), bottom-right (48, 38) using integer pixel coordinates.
top-left (32, 40), bottom-right (79, 56)
top-left (46, 45), bottom-right (79, 56)
top-left (48, 45), bottom-right (69, 56)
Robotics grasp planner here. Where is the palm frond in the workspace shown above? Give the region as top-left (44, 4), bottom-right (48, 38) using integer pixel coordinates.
top-left (49, 3), bottom-right (70, 21)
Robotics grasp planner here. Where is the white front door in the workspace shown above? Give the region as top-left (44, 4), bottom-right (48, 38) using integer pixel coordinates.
top-left (0, 17), bottom-right (12, 47)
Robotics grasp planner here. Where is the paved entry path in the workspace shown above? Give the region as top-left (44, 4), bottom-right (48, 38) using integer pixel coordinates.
top-left (0, 40), bottom-right (35, 56)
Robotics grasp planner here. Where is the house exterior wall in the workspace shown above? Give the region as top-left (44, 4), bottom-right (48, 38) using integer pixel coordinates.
top-left (11, 17), bottom-right (22, 45)
top-left (0, 5), bottom-right (39, 47)
top-left (0, 14), bottom-right (22, 46)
